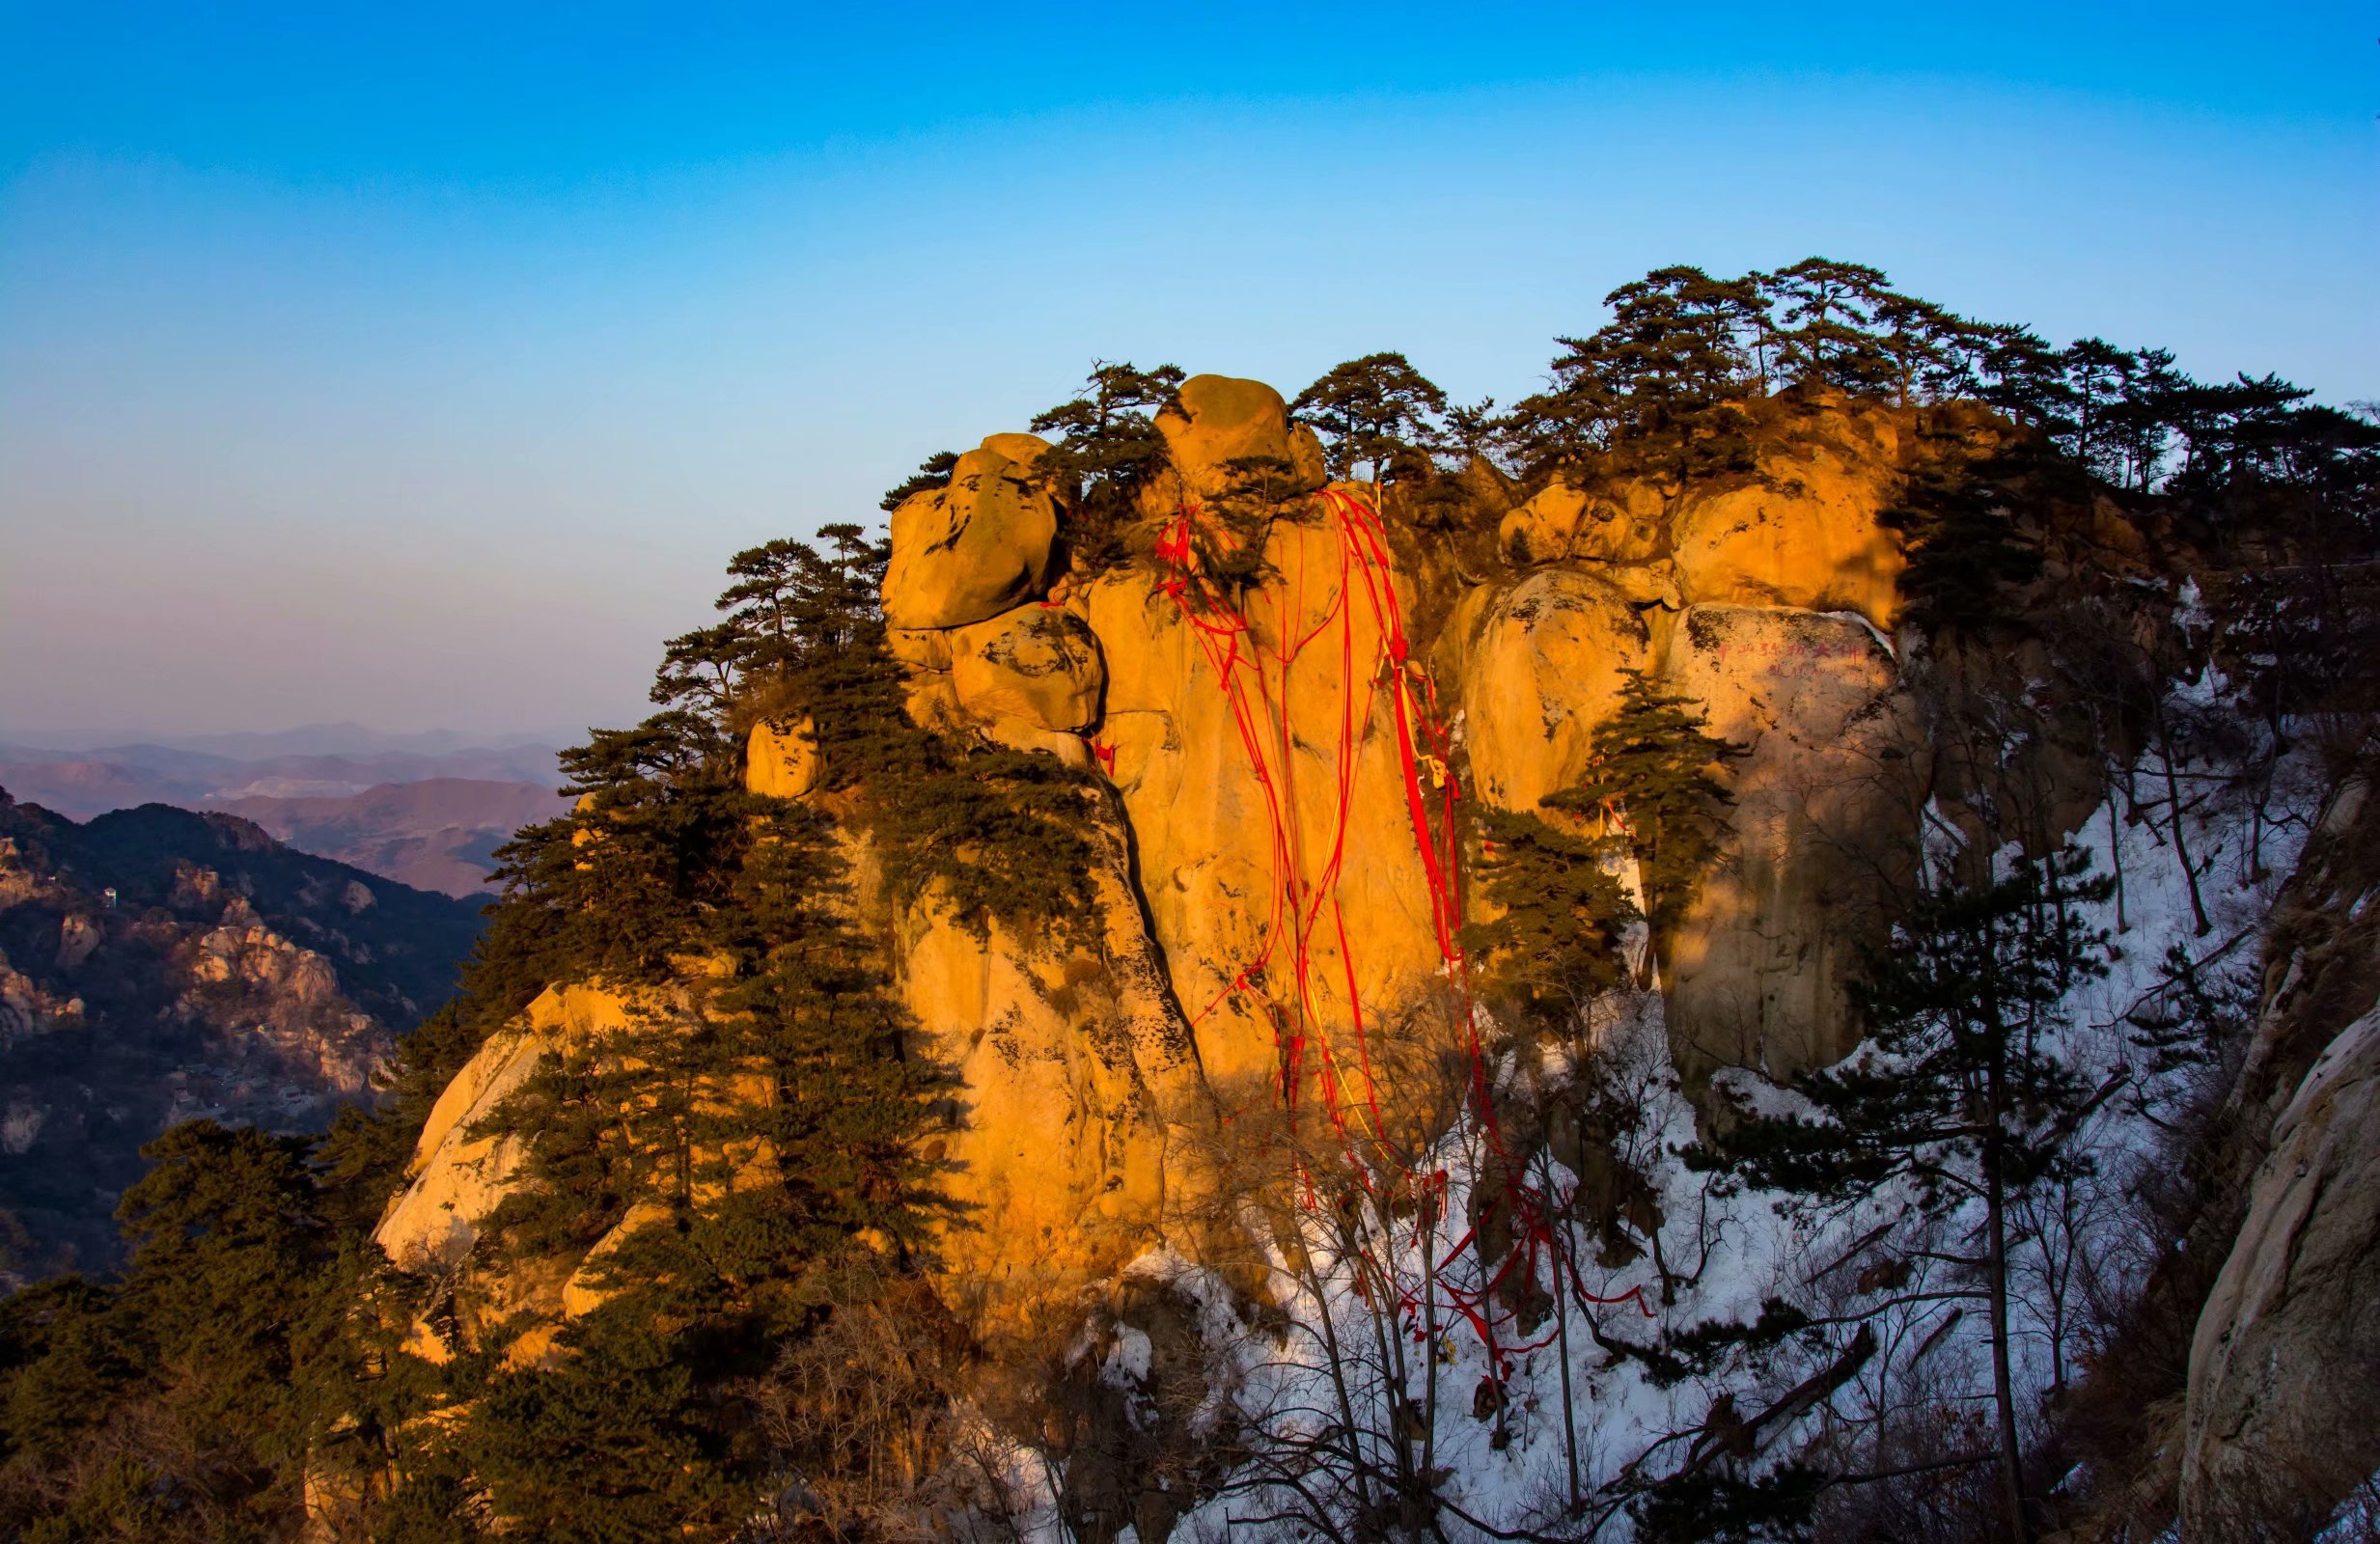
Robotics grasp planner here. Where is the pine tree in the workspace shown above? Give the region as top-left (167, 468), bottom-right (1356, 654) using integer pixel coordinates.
top-left (1290, 352), bottom-right (1449, 482)
top-left (2125, 941), bottom-right (2254, 1080)
top-left (1551, 671), bottom-right (1743, 985)
top-left (468, 1311), bottom-right (735, 1544)
top-left (466, 799), bottom-right (942, 1541)
top-left (1459, 807), bottom-right (1637, 1026)
top-left (1516, 266), bottom-right (1770, 484)
top-left (698, 801), bottom-right (942, 1267)
top-left (1763, 257), bottom-right (1899, 398)
top-left (1030, 360), bottom-right (1184, 570)
top-left (442, 510), bottom-right (1086, 1536)
top-left (1693, 845), bottom-right (2117, 1544)
top-left (0, 1120), bottom-right (358, 1541)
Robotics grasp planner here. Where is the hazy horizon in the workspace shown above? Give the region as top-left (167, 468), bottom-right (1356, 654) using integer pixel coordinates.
top-left (0, 718), bottom-right (582, 754)
top-left (5, 3), bottom-right (2374, 739)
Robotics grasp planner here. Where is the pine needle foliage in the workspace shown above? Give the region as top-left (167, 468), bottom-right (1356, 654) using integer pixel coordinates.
top-left (370, 513), bottom-right (1098, 1537)
top-left (1552, 670), bottom-right (1745, 971)
top-left (1290, 351), bottom-right (1449, 482)
top-left (1691, 845), bottom-right (2117, 1535)
top-left (1459, 809), bottom-right (1637, 1026)
top-left (1880, 445), bottom-right (2052, 641)
top-left (1030, 361), bottom-right (1184, 571)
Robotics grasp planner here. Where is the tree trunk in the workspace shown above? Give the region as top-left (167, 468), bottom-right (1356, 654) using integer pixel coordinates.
top-left (2153, 707), bottom-right (2211, 936)
top-left (2105, 788), bottom-right (2128, 933)
top-left (1538, 1152), bottom-right (1583, 1512)
top-left (1421, 1176), bottom-right (1442, 1506)
top-left (1984, 1131), bottom-right (2031, 1544)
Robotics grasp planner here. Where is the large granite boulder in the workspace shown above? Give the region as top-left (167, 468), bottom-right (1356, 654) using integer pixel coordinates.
top-left (1659, 604), bottom-right (1916, 1083)
top-left (1453, 567), bottom-right (1649, 815)
top-left (884, 443), bottom-right (1059, 630)
top-left (1148, 373), bottom-right (1325, 509)
top-left (1670, 422), bottom-right (1904, 629)
top-left (745, 716), bottom-right (817, 799)
top-left (950, 603), bottom-right (1105, 733)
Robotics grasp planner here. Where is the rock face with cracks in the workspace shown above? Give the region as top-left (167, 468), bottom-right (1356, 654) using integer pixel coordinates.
top-left (2183, 1008), bottom-right (2380, 1530)
top-left (745, 716), bottom-right (818, 799)
top-left (950, 603), bottom-right (1105, 733)
top-left (1668, 418), bottom-right (1906, 628)
top-left (1658, 604), bottom-right (1913, 1081)
top-left (1451, 567), bottom-right (1649, 817)
top-left (385, 382), bottom-right (1938, 1347)
top-left (883, 440), bottom-right (1060, 631)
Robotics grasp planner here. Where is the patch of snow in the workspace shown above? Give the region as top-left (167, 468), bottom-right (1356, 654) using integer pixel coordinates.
top-left (1103, 1325), bottom-right (1155, 1388)
top-left (1147, 659), bottom-right (2321, 1541)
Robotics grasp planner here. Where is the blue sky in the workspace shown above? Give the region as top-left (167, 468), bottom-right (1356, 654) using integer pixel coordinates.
top-left (2, 3), bottom-right (2373, 738)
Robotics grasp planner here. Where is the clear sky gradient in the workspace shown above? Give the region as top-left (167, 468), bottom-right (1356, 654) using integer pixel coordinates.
top-left (3, 3), bottom-right (2373, 740)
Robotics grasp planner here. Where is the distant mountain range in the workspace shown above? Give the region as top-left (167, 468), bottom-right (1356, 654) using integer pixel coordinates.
top-left (0, 726), bottom-right (571, 896)
top-left (0, 721), bottom-right (567, 760)
top-left (217, 778), bottom-right (566, 897)
top-left (0, 789), bottom-right (486, 1277)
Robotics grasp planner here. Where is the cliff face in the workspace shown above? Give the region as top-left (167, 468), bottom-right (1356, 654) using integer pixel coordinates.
top-left (0, 792), bottom-right (484, 1276)
top-left (2180, 778), bottom-right (2380, 1531)
top-left (383, 378), bottom-right (1966, 1328)
top-left (865, 377), bottom-right (1927, 1302)
top-left (352, 371), bottom-right (2380, 1541)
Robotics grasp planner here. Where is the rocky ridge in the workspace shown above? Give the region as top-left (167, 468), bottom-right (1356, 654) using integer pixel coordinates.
top-left (362, 373), bottom-right (2380, 1537)
top-left (382, 378), bottom-right (1955, 1327)
top-left (0, 790), bottom-right (484, 1276)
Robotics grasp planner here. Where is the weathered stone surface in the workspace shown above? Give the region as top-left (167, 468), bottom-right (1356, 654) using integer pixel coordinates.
top-left (1498, 482), bottom-right (1588, 565)
top-left (1670, 429), bottom-right (1903, 628)
top-left (375, 1030), bottom-right (541, 1275)
top-left (1453, 567), bottom-right (1648, 815)
top-left (54, 914), bottom-right (99, 971)
top-left (981, 716), bottom-right (1094, 769)
top-left (1498, 482), bottom-right (1668, 568)
top-left (1148, 374), bottom-right (1322, 509)
top-left (950, 603), bottom-right (1105, 733)
top-left (903, 671), bottom-right (964, 734)
top-left (1569, 482), bottom-right (1667, 564)
top-left (375, 983), bottom-right (635, 1275)
top-left (886, 627), bottom-right (955, 670)
top-left (1086, 502), bottom-right (1444, 1091)
top-left (561, 1200), bottom-right (672, 1320)
top-left (1603, 562), bottom-right (1684, 611)
top-left (981, 430), bottom-right (1051, 468)
top-left (893, 819), bottom-right (1200, 1322)
top-left (1659, 605), bottom-right (1915, 1083)
top-left (745, 716), bottom-right (817, 799)
top-left (884, 445), bottom-right (1058, 630)
top-left (2182, 1005), bottom-right (2380, 1533)
top-left (387, 380), bottom-right (1980, 1372)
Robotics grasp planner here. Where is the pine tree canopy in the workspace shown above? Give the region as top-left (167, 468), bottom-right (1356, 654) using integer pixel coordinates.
top-left (1697, 845), bottom-right (2115, 1209)
top-left (1550, 671), bottom-right (1744, 957)
top-left (1290, 351), bottom-right (1449, 482)
top-left (1030, 360), bottom-right (1185, 569)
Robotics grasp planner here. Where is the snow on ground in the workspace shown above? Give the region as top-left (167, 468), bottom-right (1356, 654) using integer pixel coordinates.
top-left (1107, 674), bottom-right (2325, 1543)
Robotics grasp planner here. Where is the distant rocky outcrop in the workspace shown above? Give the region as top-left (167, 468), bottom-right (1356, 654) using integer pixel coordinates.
top-left (0, 788), bottom-right (484, 1277)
